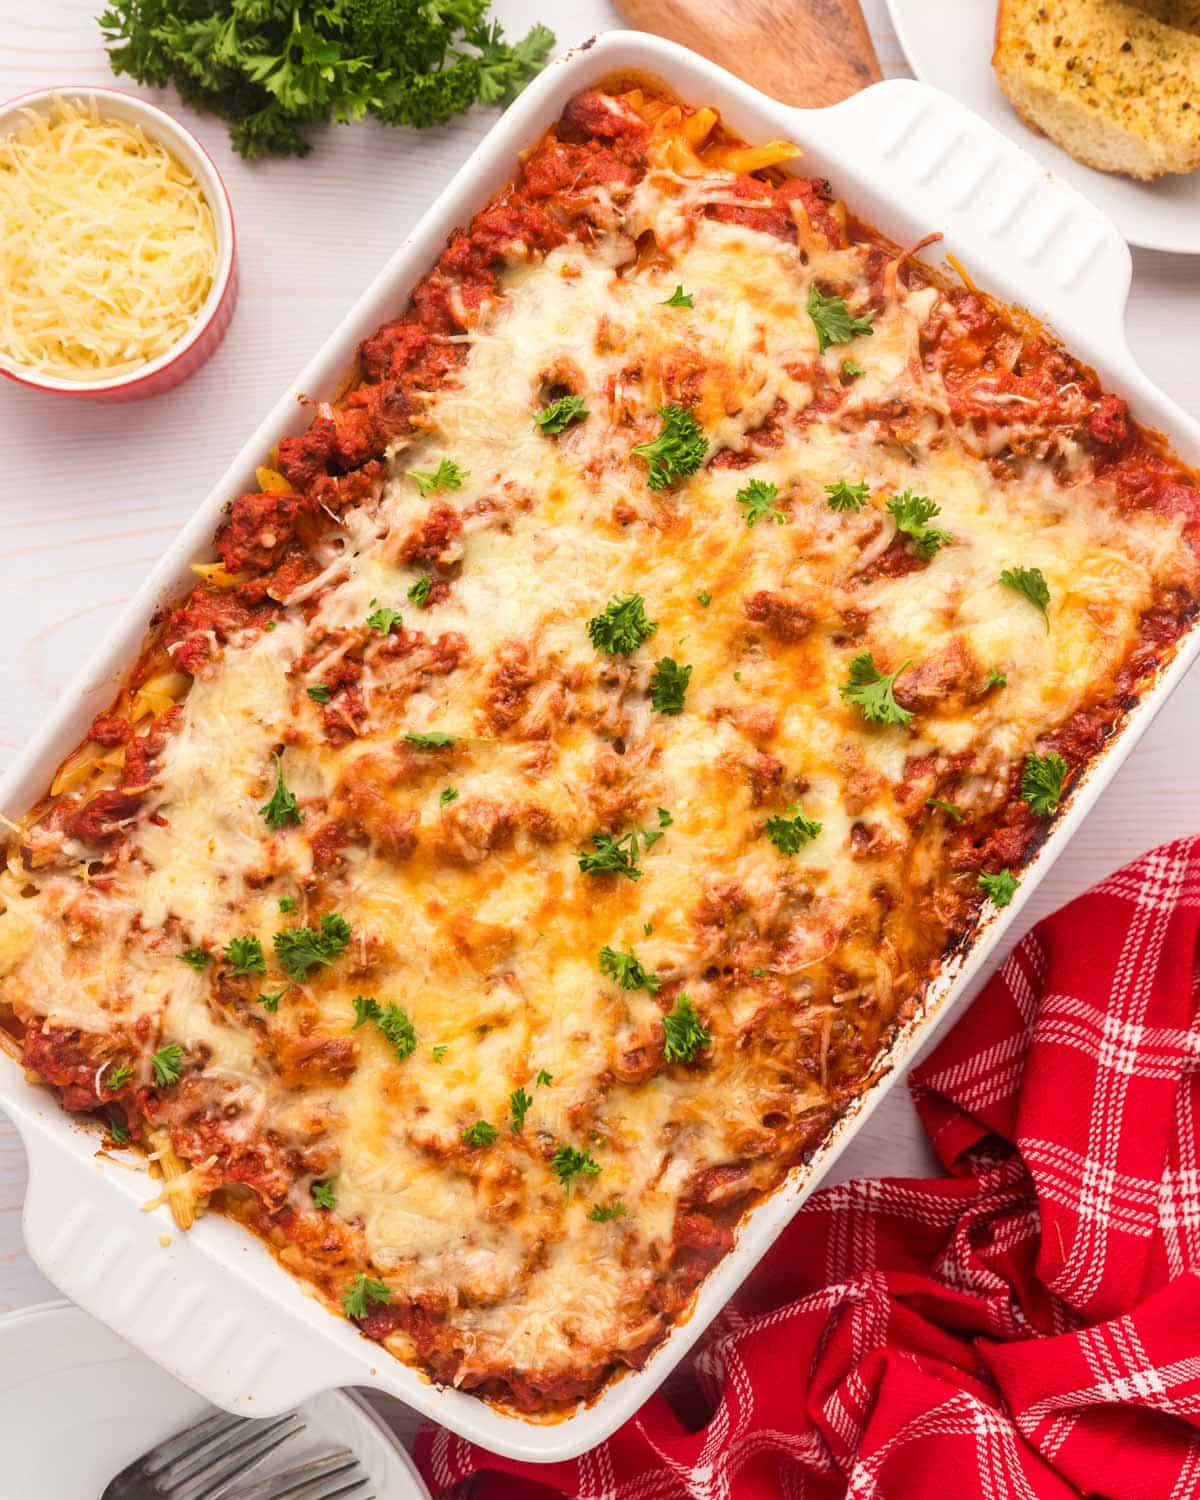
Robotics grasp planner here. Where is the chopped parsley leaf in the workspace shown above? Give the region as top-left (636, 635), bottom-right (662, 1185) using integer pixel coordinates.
top-left (351, 996), bottom-right (380, 1028)
top-left (631, 404), bottom-right (707, 490)
top-left (840, 652), bottom-right (913, 726)
top-left (807, 285), bottom-right (874, 353)
top-left (108, 1112), bottom-right (130, 1145)
top-left (179, 947), bottom-right (210, 971)
top-left (598, 944), bottom-right (661, 993)
top-left (887, 490), bottom-right (952, 558)
top-left (405, 731), bottom-right (456, 749)
top-left (151, 1044), bottom-right (183, 1088)
top-left (278, 897), bottom-right (297, 914)
top-left (509, 1086), bottom-right (532, 1133)
top-left (764, 805), bottom-right (822, 855)
top-left (552, 1144), bottom-right (601, 1189)
top-left (274, 913), bottom-right (352, 983)
top-left (366, 600), bottom-right (403, 636)
top-left (535, 1069), bottom-right (553, 1087)
top-left (736, 477), bottom-right (786, 528)
top-left (432, 1045), bottom-right (448, 1063)
top-left (376, 1003), bottom-right (417, 1061)
top-left (259, 754), bottom-right (303, 829)
top-left (588, 1201), bottom-right (628, 1222)
top-left (926, 797), bottom-right (966, 823)
top-left (1021, 752), bottom-right (1068, 817)
top-left (342, 1273), bottom-right (390, 1320)
top-left (104, 1063), bottom-right (133, 1091)
top-left (306, 683), bottom-right (331, 703)
top-left (311, 1179), bottom-right (336, 1210)
top-left (643, 921), bottom-right (653, 936)
top-left (579, 828), bottom-right (644, 880)
top-left (587, 594), bottom-right (658, 655)
top-left (649, 656), bottom-right (692, 715)
top-left (842, 359), bottom-right (866, 380)
top-left (462, 1120), bottom-right (499, 1148)
top-left (661, 285), bottom-right (693, 307)
top-left (696, 590), bottom-right (712, 607)
top-left (535, 394), bottom-right (588, 433)
top-left (257, 991), bottom-right (285, 1014)
top-left (407, 574), bottom-right (432, 607)
top-left (408, 457), bottom-right (467, 496)
top-left (662, 994), bottom-right (711, 1065)
top-left (979, 870), bottom-right (1020, 907)
top-left (1000, 566), bottom-right (1051, 630)
top-left (223, 935), bottom-right (265, 976)
top-left (825, 479), bottom-right (870, 513)
top-left (439, 786), bottom-right (459, 806)
top-left (985, 668), bottom-right (1008, 691)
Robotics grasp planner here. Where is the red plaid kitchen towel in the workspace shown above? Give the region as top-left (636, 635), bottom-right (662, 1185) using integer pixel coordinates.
top-left (415, 837), bottom-right (1200, 1498)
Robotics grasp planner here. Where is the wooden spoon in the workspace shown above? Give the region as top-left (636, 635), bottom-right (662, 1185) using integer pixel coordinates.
top-left (612, 0), bottom-right (881, 108)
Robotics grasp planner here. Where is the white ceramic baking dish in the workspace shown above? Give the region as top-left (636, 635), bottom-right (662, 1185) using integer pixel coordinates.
top-left (2, 31), bottom-right (1198, 1466)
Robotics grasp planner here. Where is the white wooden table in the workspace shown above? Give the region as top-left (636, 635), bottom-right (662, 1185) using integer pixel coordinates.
top-left (1, 0), bottom-right (1197, 1455)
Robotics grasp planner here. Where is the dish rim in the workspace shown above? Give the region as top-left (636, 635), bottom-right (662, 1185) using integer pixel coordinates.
top-left (0, 84), bottom-right (237, 397)
top-left (1, 30), bottom-right (1198, 1463)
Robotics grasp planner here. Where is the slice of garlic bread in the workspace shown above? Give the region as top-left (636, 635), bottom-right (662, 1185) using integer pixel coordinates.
top-left (993, 0), bottom-right (1200, 179)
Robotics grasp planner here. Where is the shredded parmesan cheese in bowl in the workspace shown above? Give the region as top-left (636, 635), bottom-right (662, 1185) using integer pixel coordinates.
top-left (0, 90), bottom-right (233, 395)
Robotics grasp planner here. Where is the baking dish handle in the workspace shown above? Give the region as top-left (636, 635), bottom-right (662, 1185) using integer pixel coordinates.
top-left (19, 1121), bottom-right (371, 1415)
top-left (790, 78), bottom-right (1133, 367)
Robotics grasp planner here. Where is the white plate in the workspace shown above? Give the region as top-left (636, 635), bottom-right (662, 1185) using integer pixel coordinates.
top-left (0, 1300), bottom-right (429, 1500)
top-left (884, 0), bottom-right (1200, 253)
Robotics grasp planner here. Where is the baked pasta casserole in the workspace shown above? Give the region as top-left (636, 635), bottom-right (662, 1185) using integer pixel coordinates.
top-left (2, 83), bottom-right (1198, 1414)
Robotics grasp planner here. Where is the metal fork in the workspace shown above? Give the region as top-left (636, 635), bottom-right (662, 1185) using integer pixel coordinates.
top-left (100, 1409), bottom-right (375, 1500)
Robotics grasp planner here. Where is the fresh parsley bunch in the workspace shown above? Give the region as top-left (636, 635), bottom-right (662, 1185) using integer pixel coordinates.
top-left (99, 0), bottom-right (556, 159)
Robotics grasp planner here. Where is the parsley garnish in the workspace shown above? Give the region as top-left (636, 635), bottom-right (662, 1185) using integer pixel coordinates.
top-left (926, 797), bottom-right (966, 822)
top-left (311, 1179), bottom-right (336, 1210)
top-left (535, 394), bottom-right (588, 433)
top-left (696, 590), bottom-right (712, 608)
top-left (439, 786), bottom-right (459, 806)
top-left (887, 491), bottom-right (952, 558)
top-left (736, 478), bottom-right (785, 528)
top-left (509, 1086), bottom-right (532, 1133)
top-left (764, 806), bottom-right (822, 855)
top-left (223, 935), bottom-right (265, 976)
top-left (407, 575), bottom-right (432, 606)
top-left (662, 995), bottom-right (711, 1064)
top-left (351, 996), bottom-right (379, 1028)
top-left (432, 1044), bottom-right (448, 1062)
top-left (842, 359), bottom-right (866, 380)
top-left (307, 683), bottom-right (331, 703)
top-left (108, 1112), bottom-right (130, 1145)
top-left (588, 1201), bottom-right (628, 1222)
top-left (274, 913), bottom-right (352, 982)
top-left (366, 600), bottom-right (403, 636)
top-left (552, 1145), bottom-right (601, 1189)
top-left (840, 653), bottom-right (913, 726)
top-left (257, 991), bottom-right (285, 1014)
top-left (599, 944), bottom-right (661, 993)
top-left (807, 286), bottom-right (874, 354)
top-left (979, 870), bottom-right (1019, 907)
top-left (985, 669), bottom-right (1007, 691)
top-left (104, 1063), bottom-right (133, 1091)
top-left (1000, 567), bottom-right (1051, 630)
top-left (179, 947), bottom-right (210, 971)
top-left (578, 810), bottom-right (671, 880)
top-left (408, 458), bottom-right (467, 496)
top-left (587, 594), bottom-right (658, 655)
top-left (279, 897), bottom-right (297, 914)
top-left (535, 1068), bottom-right (553, 1087)
top-left (649, 657), bottom-right (692, 715)
top-left (352, 997), bottom-right (416, 1061)
top-left (631, 405), bottom-right (707, 490)
top-left (661, 285), bottom-right (693, 307)
top-left (1021, 752), bottom-right (1068, 817)
top-left (405, 730), bottom-right (456, 749)
top-left (260, 754), bottom-right (303, 829)
top-left (342, 1273), bottom-right (390, 1321)
top-left (151, 1044), bottom-right (183, 1087)
top-left (462, 1120), bottom-right (499, 1148)
top-left (825, 479), bottom-right (870, 513)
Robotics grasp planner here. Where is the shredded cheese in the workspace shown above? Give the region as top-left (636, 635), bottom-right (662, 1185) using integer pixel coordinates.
top-left (0, 98), bottom-right (217, 381)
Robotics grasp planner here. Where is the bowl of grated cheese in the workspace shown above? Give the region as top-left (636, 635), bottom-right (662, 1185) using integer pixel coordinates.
top-left (0, 87), bottom-right (236, 401)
